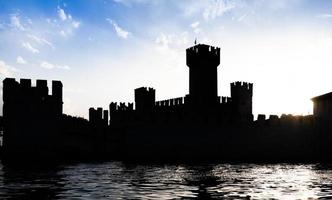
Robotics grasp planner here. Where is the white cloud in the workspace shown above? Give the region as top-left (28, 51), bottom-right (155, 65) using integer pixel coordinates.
top-left (152, 32), bottom-right (189, 84)
top-left (203, 0), bottom-right (236, 21)
top-left (106, 19), bottom-right (131, 39)
top-left (59, 29), bottom-right (74, 37)
top-left (60, 30), bottom-right (67, 37)
top-left (57, 65), bottom-right (70, 70)
top-left (113, 0), bottom-right (157, 6)
top-left (179, 0), bottom-right (237, 20)
top-left (0, 60), bottom-right (18, 77)
top-left (237, 13), bottom-right (248, 22)
top-left (190, 21), bottom-right (201, 34)
top-left (40, 61), bottom-right (54, 69)
top-left (40, 61), bottom-right (70, 70)
top-left (16, 56), bottom-right (27, 64)
top-left (0, 60), bottom-right (12, 76)
top-left (27, 18), bottom-right (33, 25)
top-left (56, 13), bottom-right (81, 37)
top-left (57, 6), bottom-right (81, 31)
top-left (43, 7), bottom-right (80, 38)
top-left (316, 14), bottom-right (332, 19)
top-left (57, 6), bottom-right (67, 21)
top-left (113, 23), bottom-right (130, 38)
top-left (191, 21), bottom-right (200, 28)
top-left (72, 20), bottom-right (81, 29)
top-left (154, 32), bottom-right (189, 66)
top-left (27, 34), bottom-right (55, 49)
top-left (10, 14), bottom-right (25, 31)
top-left (175, 0), bottom-right (306, 27)
top-left (194, 28), bottom-right (201, 34)
top-left (155, 32), bottom-right (189, 48)
top-left (22, 42), bottom-right (39, 54)
top-left (155, 33), bottom-right (173, 48)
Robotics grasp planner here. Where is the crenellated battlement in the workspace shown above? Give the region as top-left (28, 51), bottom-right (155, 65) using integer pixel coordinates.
top-left (2, 78), bottom-right (63, 120)
top-left (135, 87), bottom-right (155, 94)
top-left (89, 107), bottom-right (109, 126)
top-left (219, 96), bottom-right (232, 104)
top-left (3, 78), bottom-right (62, 100)
top-left (230, 81), bottom-right (253, 101)
top-left (255, 114), bottom-right (314, 127)
top-left (186, 44), bottom-right (220, 68)
top-left (186, 44), bottom-right (220, 56)
top-left (230, 81), bottom-right (253, 92)
top-left (155, 97), bottom-right (184, 107)
top-left (109, 102), bottom-right (134, 112)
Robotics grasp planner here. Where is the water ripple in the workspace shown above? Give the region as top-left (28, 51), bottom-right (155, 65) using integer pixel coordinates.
top-left (1, 162), bottom-right (332, 199)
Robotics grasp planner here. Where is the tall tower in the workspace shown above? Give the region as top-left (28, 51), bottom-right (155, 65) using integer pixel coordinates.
top-left (186, 44), bottom-right (220, 106)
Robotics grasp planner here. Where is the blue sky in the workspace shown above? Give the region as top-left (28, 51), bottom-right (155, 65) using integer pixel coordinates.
top-left (1, 0), bottom-right (332, 118)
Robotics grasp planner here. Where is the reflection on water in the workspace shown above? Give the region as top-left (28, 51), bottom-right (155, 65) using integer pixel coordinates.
top-left (1, 162), bottom-right (332, 199)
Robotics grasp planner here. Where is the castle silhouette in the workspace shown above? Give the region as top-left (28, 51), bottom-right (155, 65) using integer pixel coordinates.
top-left (1, 43), bottom-right (332, 162)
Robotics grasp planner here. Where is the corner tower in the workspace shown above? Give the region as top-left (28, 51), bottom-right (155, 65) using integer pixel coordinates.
top-left (186, 44), bottom-right (220, 106)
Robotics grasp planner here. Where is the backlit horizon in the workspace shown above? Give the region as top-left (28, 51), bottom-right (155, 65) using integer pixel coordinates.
top-left (1, 0), bottom-right (332, 118)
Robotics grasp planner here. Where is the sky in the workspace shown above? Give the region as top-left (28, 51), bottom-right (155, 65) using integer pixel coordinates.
top-left (1, 0), bottom-right (332, 119)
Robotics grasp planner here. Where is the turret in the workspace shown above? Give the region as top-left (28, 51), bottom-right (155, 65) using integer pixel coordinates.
top-left (134, 87), bottom-right (155, 112)
top-left (230, 81), bottom-right (253, 122)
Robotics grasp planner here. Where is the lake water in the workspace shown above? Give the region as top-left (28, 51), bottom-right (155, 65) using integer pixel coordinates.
top-left (0, 162), bottom-right (332, 199)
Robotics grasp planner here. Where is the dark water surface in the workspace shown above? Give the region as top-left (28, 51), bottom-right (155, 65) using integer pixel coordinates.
top-left (1, 162), bottom-right (332, 199)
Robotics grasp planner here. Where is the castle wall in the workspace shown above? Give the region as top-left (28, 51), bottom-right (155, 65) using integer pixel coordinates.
top-left (3, 42), bottom-right (327, 162)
